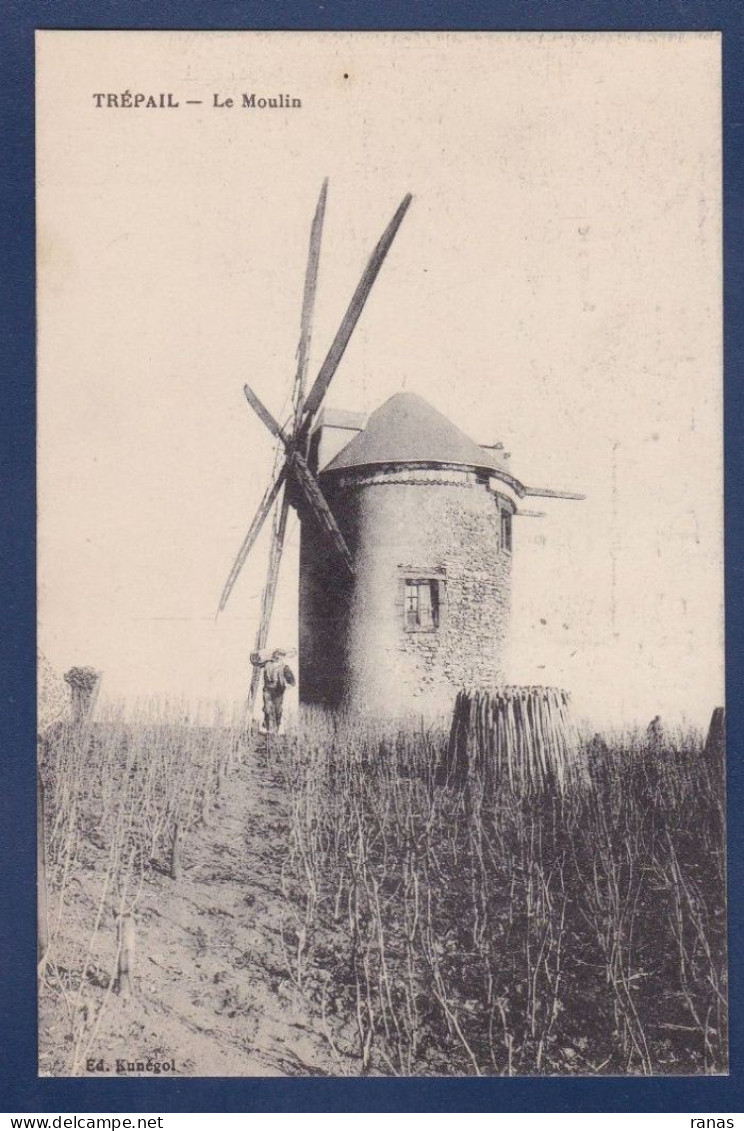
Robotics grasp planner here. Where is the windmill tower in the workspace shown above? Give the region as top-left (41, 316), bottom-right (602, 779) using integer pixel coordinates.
top-left (219, 183), bottom-right (582, 721)
top-left (299, 393), bottom-right (582, 718)
top-left (218, 182), bottom-right (413, 717)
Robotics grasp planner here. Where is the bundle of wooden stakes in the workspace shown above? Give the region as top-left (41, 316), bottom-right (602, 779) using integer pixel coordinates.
top-left (446, 686), bottom-right (582, 794)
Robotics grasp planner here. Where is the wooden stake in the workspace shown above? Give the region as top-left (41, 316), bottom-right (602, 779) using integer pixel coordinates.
top-left (201, 786), bottom-right (212, 827)
top-left (37, 768), bottom-right (49, 967)
top-left (170, 819), bottom-right (182, 881)
top-left (705, 707), bottom-right (726, 760)
top-left (116, 912), bottom-right (135, 998)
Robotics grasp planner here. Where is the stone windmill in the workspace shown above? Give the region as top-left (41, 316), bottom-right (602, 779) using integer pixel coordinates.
top-left (220, 183), bottom-right (583, 720)
top-left (217, 181), bottom-right (413, 716)
top-left (299, 392), bottom-right (583, 717)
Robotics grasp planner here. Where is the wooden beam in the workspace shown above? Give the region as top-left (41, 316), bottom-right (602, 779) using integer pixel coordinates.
top-left (243, 383), bottom-right (289, 446)
top-left (291, 453), bottom-right (354, 575)
top-left (523, 486), bottom-right (585, 501)
top-left (292, 179), bottom-right (328, 435)
top-left (217, 463), bottom-right (286, 613)
top-left (245, 490), bottom-right (291, 718)
top-left (301, 192), bottom-right (413, 426)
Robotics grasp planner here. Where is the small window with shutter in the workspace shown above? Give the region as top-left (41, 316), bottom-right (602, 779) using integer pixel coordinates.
top-left (404, 579), bottom-right (442, 631)
top-left (501, 509), bottom-right (512, 553)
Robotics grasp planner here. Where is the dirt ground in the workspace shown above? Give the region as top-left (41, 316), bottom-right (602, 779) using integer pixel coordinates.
top-left (39, 741), bottom-right (345, 1077)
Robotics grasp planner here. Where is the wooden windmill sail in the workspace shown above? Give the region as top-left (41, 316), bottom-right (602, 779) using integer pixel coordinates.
top-left (217, 181), bottom-right (413, 715)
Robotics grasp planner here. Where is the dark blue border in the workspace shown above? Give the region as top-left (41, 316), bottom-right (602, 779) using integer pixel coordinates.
top-left (2, 0), bottom-right (742, 1113)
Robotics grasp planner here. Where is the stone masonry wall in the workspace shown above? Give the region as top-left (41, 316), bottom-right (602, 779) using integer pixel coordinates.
top-left (299, 467), bottom-right (514, 718)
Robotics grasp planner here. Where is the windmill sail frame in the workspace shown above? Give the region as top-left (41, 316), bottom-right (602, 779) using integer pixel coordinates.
top-left (217, 183), bottom-right (413, 721)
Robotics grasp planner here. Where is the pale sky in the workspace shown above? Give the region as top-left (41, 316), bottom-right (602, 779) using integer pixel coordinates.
top-left (37, 30), bottom-right (723, 730)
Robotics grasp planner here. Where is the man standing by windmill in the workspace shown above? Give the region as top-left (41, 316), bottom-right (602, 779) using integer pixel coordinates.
top-left (250, 648), bottom-right (296, 734)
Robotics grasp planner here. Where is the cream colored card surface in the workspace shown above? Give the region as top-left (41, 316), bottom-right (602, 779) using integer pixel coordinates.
top-left (37, 31), bottom-right (725, 1078)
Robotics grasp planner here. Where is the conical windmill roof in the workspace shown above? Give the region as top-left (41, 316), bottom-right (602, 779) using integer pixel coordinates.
top-left (322, 392), bottom-right (507, 475)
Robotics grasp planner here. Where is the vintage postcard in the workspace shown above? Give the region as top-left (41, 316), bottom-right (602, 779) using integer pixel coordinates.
top-left (36, 30), bottom-right (725, 1077)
